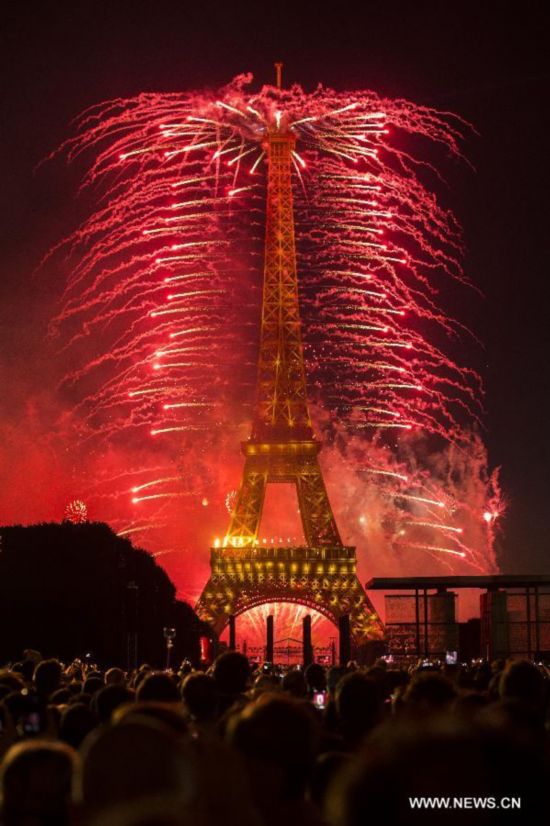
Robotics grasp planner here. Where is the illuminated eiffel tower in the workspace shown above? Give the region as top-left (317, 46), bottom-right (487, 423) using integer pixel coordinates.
top-left (196, 68), bottom-right (382, 646)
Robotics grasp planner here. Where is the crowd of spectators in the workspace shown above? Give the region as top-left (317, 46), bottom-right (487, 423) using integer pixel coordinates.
top-left (0, 650), bottom-right (548, 824)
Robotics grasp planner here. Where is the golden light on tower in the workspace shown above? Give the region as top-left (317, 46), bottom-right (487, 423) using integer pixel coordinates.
top-left (196, 67), bottom-right (382, 643)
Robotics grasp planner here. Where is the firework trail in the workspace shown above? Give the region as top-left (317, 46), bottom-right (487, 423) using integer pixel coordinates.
top-left (46, 73), bottom-right (502, 601)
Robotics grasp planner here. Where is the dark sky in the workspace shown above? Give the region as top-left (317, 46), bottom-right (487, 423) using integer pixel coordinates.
top-left (1, 0), bottom-right (548, 572)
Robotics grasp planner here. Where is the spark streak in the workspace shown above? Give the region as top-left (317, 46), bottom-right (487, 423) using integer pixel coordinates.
top-left (48, 74), bottom-right (500, 577)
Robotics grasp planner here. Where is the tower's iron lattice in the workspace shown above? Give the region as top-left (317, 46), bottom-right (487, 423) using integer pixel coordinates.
top-left (196, 120), bottom-right (382, 644)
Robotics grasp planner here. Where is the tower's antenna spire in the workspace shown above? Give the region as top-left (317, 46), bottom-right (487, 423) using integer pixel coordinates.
top-left (275, 62), bottom-right (283, 90)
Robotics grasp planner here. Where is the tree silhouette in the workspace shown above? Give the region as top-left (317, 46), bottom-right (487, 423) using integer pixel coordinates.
top-left (0, 522), bottom-right (208, 667)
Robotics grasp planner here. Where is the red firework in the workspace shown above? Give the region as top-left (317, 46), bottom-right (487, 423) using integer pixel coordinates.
top-left (64, 499), bottom-right (89, 524)
top-left (46, 74), bottom-right (502, 581)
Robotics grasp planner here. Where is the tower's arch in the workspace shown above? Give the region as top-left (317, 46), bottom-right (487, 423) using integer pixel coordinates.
top-left (224, 595), bottom-right (339, 632)
top-left (196, 544), bottom-right (380, 643)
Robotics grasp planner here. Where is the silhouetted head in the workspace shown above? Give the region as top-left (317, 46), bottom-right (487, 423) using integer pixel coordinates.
top-left (105, 668), bottom-right (126, 686)
top-left (34, 659), bottom-right (62, 699)
top-left (472, 661), bottom-right (492, 691)
top-left (453, 691), bottom-right (489, 722)
top-left (335, 673), bottom-right (382, 745)
top-left (281, 668), bottom-right (307, 698)
top-left (327, 667), bottom-right (348, 697)
top-left (385, 669), bottom-right (409, 696)
top-left (1, 740), bottom-right (77, 826)
top-left (212, 652), bottom-right (249, 697)
top-left (181, 674), bottom-right (219, 721)
top-left (227, 695), bottom-right (317, 801)
top-left (403, 670), bottom-right (456, 715)
top-left (60, 703), bottom-right (97, 750)
top-left (251, 674), bottom-right (279, 697)
top-left (70, 692), bottom-right (92, 707)
top-left (20, 660), bottom-right (36, 684)
top-left (136, 673), bottom-right (180, 703)
top-left (499, 660), bottom-right (545, 710)
top-left (94, 685), bottom-right (134, 724)
top-left (132, 670), bottom-right (150, 692)
top-left (0, 671), bottom-right (25, 694)
top-left (76, 719), bottom-right (194, 816)
top-left (114, 703), bottom-right (188, 738)
top-left (328, 718), bottom-right (496, 826)
top-left (2, 692), bottom-right (29, 727)
top-left (304, 662), bottom-right (326, 693)
top-left (50, 688), bottom-right (72, 706)
top-left (83, 676), bottom-right (105, 697)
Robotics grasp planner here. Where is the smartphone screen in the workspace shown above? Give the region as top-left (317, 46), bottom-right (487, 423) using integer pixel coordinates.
top-left (445, 650), bottom-right (458, 665)
top-left (313, 691), bottom-right (327, 710)
top-left (22, 711), bottom-right (42, 735)
top-left (16, 696), bottom-right (43, 737)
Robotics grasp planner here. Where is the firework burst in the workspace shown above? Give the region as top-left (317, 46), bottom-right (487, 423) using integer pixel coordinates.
top-left (46, 73), bottom-right (502, 589)
top-left (63, 499), bottom-right (89, 524)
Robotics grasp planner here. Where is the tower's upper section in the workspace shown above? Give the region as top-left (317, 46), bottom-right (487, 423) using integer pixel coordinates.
top-left (251, 127), bottom-right (314, 442)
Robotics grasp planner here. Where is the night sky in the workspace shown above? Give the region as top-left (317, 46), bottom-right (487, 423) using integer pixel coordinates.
top-left (1, 1), bottom-right (548, 574)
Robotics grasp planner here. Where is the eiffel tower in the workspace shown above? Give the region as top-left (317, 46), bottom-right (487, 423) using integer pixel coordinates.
top-left (196, 72), bottom-right (382, 646)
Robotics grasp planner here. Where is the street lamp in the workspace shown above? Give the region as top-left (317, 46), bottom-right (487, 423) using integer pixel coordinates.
top-left (163, 627), bottom-right (176, 670)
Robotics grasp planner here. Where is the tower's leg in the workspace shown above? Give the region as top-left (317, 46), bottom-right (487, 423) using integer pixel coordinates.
top-left (303, 614), bottom-right (313, 666)
top-left (226, 464), bottom-right (267, 544)
top-left (266, 614), bottom-right (274, 662)
top-left (296, 459), bottom-right (342, 546)
top-left (339, 614), bottom-right (351, 666)
top-left (228, 614), bottom-right (236, 651)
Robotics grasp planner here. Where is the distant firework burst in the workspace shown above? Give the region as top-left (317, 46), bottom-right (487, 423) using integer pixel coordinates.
top-left (225, 489), bottom-right (238, 514)
top-left (47, 73), bottom-right (502, 591)
top-left (64, 499), bottom-right (89, 524)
